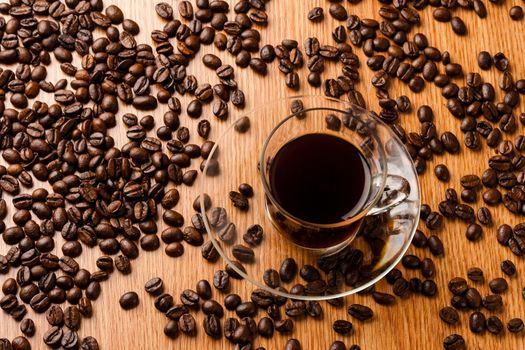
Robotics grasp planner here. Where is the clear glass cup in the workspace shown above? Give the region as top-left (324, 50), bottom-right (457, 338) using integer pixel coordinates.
top-left (200, 95), bottom-right (420, 300)
top-left (260, 101), bottom-right (411, 256)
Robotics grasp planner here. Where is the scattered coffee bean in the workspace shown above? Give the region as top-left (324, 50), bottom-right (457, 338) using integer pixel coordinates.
top-left (443, 334), bottom-right (466, 350)
top-left (119, 292), bottom-right (139, 310)
top-left (508, 318), bottom-right (524, 333)
top-left (440, 307), bottom-right (459, 325)
top-left (489, 278), bottom-right (508, 294)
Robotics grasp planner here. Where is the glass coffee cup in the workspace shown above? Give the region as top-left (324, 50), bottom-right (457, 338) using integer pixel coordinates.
top-left (259, 101), bottom-right (411, 256)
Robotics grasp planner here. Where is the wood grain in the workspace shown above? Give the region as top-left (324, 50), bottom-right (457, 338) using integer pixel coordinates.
top-left (1, 0), bottom-right (525, 349)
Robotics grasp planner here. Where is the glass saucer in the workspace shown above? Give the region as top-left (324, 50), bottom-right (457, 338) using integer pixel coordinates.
top-left (200, 95), bottom-right (420, 300)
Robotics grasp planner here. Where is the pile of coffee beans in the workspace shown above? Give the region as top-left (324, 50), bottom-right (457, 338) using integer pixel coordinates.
top-left (0, 0), bottom-right (524, 349)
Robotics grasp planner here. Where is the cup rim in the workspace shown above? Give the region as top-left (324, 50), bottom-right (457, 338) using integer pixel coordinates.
top-left (258, 95), bottom-right (388, 229)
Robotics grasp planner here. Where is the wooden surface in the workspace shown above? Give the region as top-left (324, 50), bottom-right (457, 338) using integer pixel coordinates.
top-left (2, 0), bottom-right (525, 349)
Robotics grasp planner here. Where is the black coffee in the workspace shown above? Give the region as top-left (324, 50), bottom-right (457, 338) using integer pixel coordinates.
top-left (270, 133), bottom-right (371, 224)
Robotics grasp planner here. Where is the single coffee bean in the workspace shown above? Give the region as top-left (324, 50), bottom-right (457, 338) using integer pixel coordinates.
top-left (164, 319), bottom-right (179, 339)
top-left (439, 307), bottom-right (459, 325)
top-left (308, 7), bottom-right (324, 22)
top-left (465, 288), bottom-right (482, 309)
top-left (372, 291), bottom-right (396, 305)
top-left (224, 294), bottom-right (242, 311)
top-left (467, 267), bottom-right (484, 282)
top-left (482, 294), bottom-right (503, 312)
top-left (443, 334), bottom-right (465, 350)
top-left (508, 318), bottom-right (524, 333)
top-left (501, 260), bottom-right (517, 276)
top-left (428, 235), bottom-right (444, 256)
top-left (466, 224), bottom-right (482, 241)
top-left (477, 207), bottom-right (492, 226)
top-left (232, 245), bottom-right (255, 263)
top-left (284, 338), bottom-right (302, 350)
top-left (401, 255), bottom-right (421, 269)
top-left (213, 270), bottom-right (230, 291)
top-left (434, 164), bottom-right (450, 181)
top-left (329, 3), bottom-right (348, 21)
top-left (277, 258), bottom-right (297, 283)
top-left (332, 320), bottom-right (353, 335)
top-left (449, 277), bottom-right (468, 295)
top-left (119, 292), bottom-right (139, 310)
top-left (489, 278), bottom-right (508, 294)
top-left (469, 311), bottom-right (486, 333)
top-left (43, 326), bottom-right (63, 347)
top-left (179, 314), bottom-right (197, 335)
top-left (510, 6), bottom-right (524, 20)
top-left (486, 316), bottom-right (504, 334)
top-left (20, 318), bottom-right (36, 337)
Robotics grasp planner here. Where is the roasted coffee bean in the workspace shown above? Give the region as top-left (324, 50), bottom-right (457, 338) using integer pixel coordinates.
top-left (467, 267), bottom-right (484, 282)
top-left (428, 235), bottom-right (444, 256)
top-left (501, 260), bottom-right (516, 276)
top-left (155, 294), bottom-right (174, 313)
top-left (372, 291), bottom-right (395, 305)
top-left (165, 304), bottom-right (189, 321)
top-left (332, 320), bottom-right (353, 335)
top-left (510, 6), bottom-right (524, 20)
top-left (433, 8), bottom-right (452, 22)
top-left (180, 289), bottom-right (200, 308)
top-left (347, 304), bottom-right (374, 321)
top-left (2, 278), bottom-right (17, 295)
top-left (308, 7), bottom-right (324, 22)
top-left (469, 311), bottom-right (486, 333)
top-left (465, 288), bottom-right (482, 309)
top-left (329, 341), bottom-right (347, 350)
top-left (421, 280), bottom-right (438, 297)
top-left (426, 212), bottom-right (443, 230)
top-left (412, 230), bottom-right (428, 248)
top-left (440, 307), bottom-right (459, 325)
top-left (145, 277), bottom-right (164, 295)
top-left (402, 255), bottom-right (421, 269)
top-left (179, 314), bottom-right (196, 336)
top-left (201, 241), bottom-right (219, 262)
top-left (196, 280), bottom-right (212, 300)
top-left (466, 224), bottom-right (482, 241)
top-left (43, 326), bottom-right (63, 347)
top-left (156, 2), bottom-right (174, 19)
top-left (119, 292), bottom-right (139, 310)
top-left (236, 301), bottom-right (257, 318)
top-left (486, 316), bottom-right (504, 335)
top-left (477, 51), bottom-right (492, 70)
top-left (489, 278), bottom-right (508, 294)
top-left (508, 318), bottom-right (524, 333)
top-left (243, 224), bottom-right (263, 246)
top-left (213, 270), bottom-right (230, 291)
top-left (224, 294), bottom-right (242, 311)
top-left (229, 191), bottom-right (249, 210)
top-left (329, 3), bottom-right (348, 21)
top-left (11, 336), bottom-right (30, 350)
top-left (443, 334), bottom-right (465, 350)
top-left (483, 294), bottom-right (503, 311)
top-left (449, 277), bottom-right (468, 295)
top-left (434, 164), bottom-right (450, 181)
top-left (256, 317), bottom-right (274, 338)
top-left (164, 320), bottom-right (179, 339)
top-left (385, 269), bottom-right (402, 285)
top-left (20, 318), bottom-right (35, 337)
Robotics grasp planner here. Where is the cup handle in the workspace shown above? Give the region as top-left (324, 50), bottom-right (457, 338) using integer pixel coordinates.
top-left (367, 174), bottom-right (411, 216)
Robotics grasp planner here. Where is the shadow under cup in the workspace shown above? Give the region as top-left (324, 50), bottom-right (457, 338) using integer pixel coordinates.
top-left (260, 106), bottom-right (390, 255)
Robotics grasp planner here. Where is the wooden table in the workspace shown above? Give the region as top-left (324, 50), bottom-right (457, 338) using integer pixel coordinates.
top-left (2, 0), bottom-right (525, 349)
